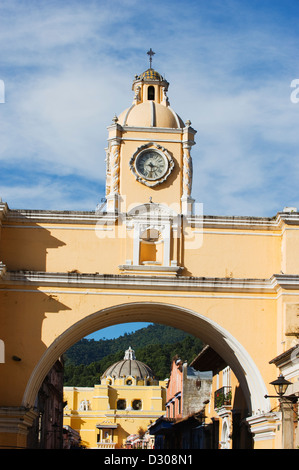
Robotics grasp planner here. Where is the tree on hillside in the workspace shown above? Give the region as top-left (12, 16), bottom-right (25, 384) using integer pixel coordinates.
top-left (63, 324), bottom-right (204, 386)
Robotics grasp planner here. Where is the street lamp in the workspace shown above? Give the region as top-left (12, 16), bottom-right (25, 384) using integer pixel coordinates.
top-left (265, 374), bottom-right (292, 398)
top-left (265, 373), bottom-right (297, 449)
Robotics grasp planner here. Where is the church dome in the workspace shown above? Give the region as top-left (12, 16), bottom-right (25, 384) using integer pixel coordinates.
top-left (118, 102), bottom-right (184, 129)
top-left (139, 68), bottom-right (163, 81)
top-left (101, 347), bottom-right (154, 380)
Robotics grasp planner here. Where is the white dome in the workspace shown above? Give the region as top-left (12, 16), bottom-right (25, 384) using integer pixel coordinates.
top-left (101, 347), bottom-right (154, 379)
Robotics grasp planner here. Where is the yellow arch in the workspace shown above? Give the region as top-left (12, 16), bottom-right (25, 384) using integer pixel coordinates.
top-left (22, 302), bottom-right (271, 416)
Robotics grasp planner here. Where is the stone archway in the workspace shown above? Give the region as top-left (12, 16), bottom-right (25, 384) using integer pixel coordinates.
top-left (22, 301), bottom-right (271, 419)
top-left (221, 420), bottom-right (230, 449)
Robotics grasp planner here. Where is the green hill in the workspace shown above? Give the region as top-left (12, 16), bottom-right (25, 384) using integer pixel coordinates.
top-left (63, 324), bottom-right (204, 386)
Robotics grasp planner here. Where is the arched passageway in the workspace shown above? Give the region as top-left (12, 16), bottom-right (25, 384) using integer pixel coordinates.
top-left (23, 302), bottom-right (270, 418)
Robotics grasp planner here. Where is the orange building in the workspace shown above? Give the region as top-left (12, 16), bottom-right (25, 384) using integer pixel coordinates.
top-left (149, 355), bottom-right (212, 448)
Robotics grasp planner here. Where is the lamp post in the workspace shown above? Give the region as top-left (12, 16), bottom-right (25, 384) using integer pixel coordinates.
top-left (265, 374), bottom-right (297, 449)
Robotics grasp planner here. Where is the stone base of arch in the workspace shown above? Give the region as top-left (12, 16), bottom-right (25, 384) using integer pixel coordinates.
top-left (246, 412), bottom-right (281, 449)
top-left (0, 407), bottom-right (282, 449)
top-left (0, 406), bottom-right (37, 449)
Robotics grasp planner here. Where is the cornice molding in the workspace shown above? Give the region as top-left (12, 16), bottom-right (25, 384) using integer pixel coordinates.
top-left (0, 202), bottom-right (8, 222)
top-left (192, 215), bottom-right (281, 230)
top-left (3, 209), bottom-right (117, 225)
top-left (0, 406), bottom-right (38, 436)
top-left (2, 270), bottom-right (297, 293)
top-left (2, 206), bottom-right (299, 231)
top-left (246, 412), bottom-right (280, 441)
top-left (276, 211), bottom-right (299, 225)
top-left (0, 262), bottom-right (6, 279)
top-left (271, 274), bottom-right (299, 290)
top-left (110, 126), bottom-right (184, 134)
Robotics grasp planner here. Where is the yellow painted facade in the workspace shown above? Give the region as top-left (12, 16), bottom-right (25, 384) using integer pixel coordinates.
top-left (0, 59), bottom-right (298, 448)
top-left (198, 358), bottom-right (274, 449)
top-left (63, 348), bottom-right (166, 449)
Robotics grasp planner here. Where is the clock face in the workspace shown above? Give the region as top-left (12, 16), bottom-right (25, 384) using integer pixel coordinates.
top-left (135, 150), bottom-right (168, 181)
top-left (129, 144), bottom-right (174, 187)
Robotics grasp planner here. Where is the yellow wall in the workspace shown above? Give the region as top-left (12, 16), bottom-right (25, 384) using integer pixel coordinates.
top-left (0, 218), bottom-right (284, 278)
top-left (117, 134), bottom-right (183, 210)
top-left (1, 204), bottom-right (297, 450)
top-left (0, 66), bottom-right (298, 450)
top-left (63, 379), bottom-right (166, 448)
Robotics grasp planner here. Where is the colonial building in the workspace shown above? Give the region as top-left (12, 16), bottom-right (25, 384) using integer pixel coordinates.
top-left (0, 51), bottom-right (298, 449)
top-left (149, 355), bottom-right (212, 449)
top-left (190, 346), bottom-right (253, 449)
top-left (26, 359), bottom-right (65, 449)
top-left (63, 347), bottom-right (166, 448)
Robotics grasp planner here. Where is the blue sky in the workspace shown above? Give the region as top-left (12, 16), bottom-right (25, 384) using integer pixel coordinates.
top-left (85, 322), bottom-right (153, 341)
top-left (1, 0), bottom-right (299, 339)
top-left (1, 0), bottom-right (299, 216)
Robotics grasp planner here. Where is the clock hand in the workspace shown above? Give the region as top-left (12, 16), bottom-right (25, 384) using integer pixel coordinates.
top-left (147, 162), bottom-right (157, 170)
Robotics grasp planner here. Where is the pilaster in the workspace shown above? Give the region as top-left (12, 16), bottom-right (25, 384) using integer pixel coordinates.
top-left (246, 412), bottom-right (280, 449)
top-left (0, 406), bottom-right (38, 449)
top-left (181, 122), bottom-right (196, 215)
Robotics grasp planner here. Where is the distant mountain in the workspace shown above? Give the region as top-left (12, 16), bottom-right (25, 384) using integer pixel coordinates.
top-left (63, 324), bottom-right (204, 386)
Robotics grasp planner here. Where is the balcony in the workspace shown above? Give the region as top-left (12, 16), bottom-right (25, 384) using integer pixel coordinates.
top-left (97, 441), bottom-right (116, 449)
top-left (214, 386), bottom-right (232, 409)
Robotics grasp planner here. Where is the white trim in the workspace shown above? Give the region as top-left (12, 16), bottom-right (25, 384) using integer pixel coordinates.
top-left (118, 266), bottom-right (180, 274)
top-left (2, 225), bottom-right (284, 236)
top-left (0, 407), bottom-right (38, 436)
top-left (2, 210), bottom-right (295, 230)
top-left (194, 230), bottom-right (281, 237)
top-left (113, 126), bottom-right (183, 134)
top-left (122, 104), bottom-right (135, 126)
top-left (3, 225), bottom-right (113, 230)
top-left (1, 270), bottom-right (282, 293)
top-left (105, 413), bottom-right (162, 419)
top-left (93, 396), bottom-right (111, 399)
top-left (22, 302), bottom-right (271, 415)
top-left (246, 412), bottom-right (280, 441)
top-left (150, 101), bottom-right (155, 127)
top-left (168, 106), bottom-right (182, 128)
top-left (121, 137), bottom-right (182, 143)
top-left (0, 288), bottom-right (275, 300)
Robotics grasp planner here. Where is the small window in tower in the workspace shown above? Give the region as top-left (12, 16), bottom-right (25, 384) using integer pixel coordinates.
top-left (148, 86), bottom-right (155, 100)
top-left (117, 399), bottom-right (126, 410)
top-left (132, 399), bottom-right (142, 410)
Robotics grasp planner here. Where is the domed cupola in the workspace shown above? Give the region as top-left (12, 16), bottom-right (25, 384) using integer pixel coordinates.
top-left (117, 50), bottom-right (184, 129)
top-left (105, 49), bottom-right (196, 217)
top-left (139, 68), bottom-right (164, 81)
top-left (101, 347), bottom-right (155, 382)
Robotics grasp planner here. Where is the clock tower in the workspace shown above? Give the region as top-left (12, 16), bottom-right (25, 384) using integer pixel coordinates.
top-left (103, 52), bottom-right (197, 274)
top-left (105, 52), bottom-right (196, 216)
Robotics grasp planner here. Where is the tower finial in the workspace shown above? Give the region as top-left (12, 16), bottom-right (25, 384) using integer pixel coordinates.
top-left (124, 346), bottom-right (136, 360)
top-left (147, 48), bottom-right (155, 69)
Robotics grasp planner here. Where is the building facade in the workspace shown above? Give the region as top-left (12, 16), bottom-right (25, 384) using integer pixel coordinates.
top-left (63, 347), bottom-right (166, 448)
top-left (149, 355), bottom-right (212, 449)
top-left (190, 346), bottom-right (253, 449)
top-left (26, 359), bottom-right (65, 449)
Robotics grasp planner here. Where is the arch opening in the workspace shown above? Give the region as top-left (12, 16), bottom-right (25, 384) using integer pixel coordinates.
top-left (22, 302), bottom-right (270, 417)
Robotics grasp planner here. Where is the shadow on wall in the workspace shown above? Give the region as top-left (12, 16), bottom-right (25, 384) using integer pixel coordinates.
top-left (0, 222), bottom-right (66, 271)
top-left (0, 287), bottom-right (70, 406)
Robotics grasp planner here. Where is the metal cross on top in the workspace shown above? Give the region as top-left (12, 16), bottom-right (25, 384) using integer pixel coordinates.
top-left (147, 48), bottom-right (155, 69)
